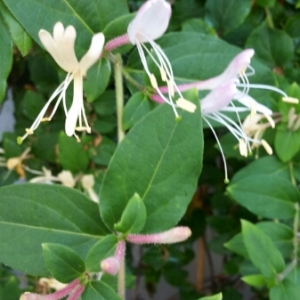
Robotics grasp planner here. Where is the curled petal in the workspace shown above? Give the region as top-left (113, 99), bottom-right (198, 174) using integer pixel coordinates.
top-left (80, 33), bottom-right (105, 75)
top-left (201, 83), bottom-right (237, 115)
top-left (127, 0), bottom-right (171, 44)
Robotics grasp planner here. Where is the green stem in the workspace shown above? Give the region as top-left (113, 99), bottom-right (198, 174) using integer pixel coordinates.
top-left (114, 53), bottom-right (125, 143)
top-left (289, 162), bottom-right (297, 186)
top-left (118, 257), bottom-right (125, 300)
top-left (265, 8), bottom-right (274, 28)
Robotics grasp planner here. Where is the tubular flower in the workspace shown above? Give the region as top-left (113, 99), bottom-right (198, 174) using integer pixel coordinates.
top-left (20, 279), bottom-right (84, 300)
top-left (154, 49), bottom-right (298, 181)
top-left (127, 0), bottom-right (196, 116)
top-left (18, 22), bottom-right (105, 143)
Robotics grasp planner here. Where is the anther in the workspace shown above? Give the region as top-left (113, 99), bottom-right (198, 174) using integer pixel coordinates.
top-left (159, 67), bottom-right (167, 82)
top-left (261, 139), bottom-right (273, 155)
top-left (282, 97), bottom-right (299, 104)
top-left (176, 98), bottom-right (196, 113)
top-left (150, 74), bottom-right (158, 89)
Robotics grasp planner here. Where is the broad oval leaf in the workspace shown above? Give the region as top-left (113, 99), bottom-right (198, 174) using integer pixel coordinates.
top-left (269, 279), bottom-right (300, 300)
top-left (0, 184), bottom-right (109, 276)
top-left (100, 89), bottom-right (203, 233)
top-left (227, 175), bottom-right (299, 219)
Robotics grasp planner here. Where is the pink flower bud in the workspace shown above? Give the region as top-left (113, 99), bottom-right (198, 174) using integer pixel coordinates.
top-left (127, 226), bottom-right (192, 244)
top-left (101, 257), bottom-right (120, 275)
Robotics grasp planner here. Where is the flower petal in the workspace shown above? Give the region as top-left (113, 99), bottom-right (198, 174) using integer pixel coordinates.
top-left (201, 82), bottom-right (237, 115)
top-left (127, 0), bottom-right (171, 44)
top-left (79, 33), bottom-right (105, 75)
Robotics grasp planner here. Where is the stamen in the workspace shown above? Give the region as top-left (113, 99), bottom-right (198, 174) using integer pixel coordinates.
top-left (167, 80), bottom-right (174, 97)
top-left (176, 98), bottom-right (196, 113)
top-left (292, 116), bottom-right (300, 131)
top-left (263, 113), bottom-right (275, 128)
top-left (261, 139), bottom-right (273, 155)
top-left (150, 74), bottom-right (158, 89)
top-left (160, 67), bottom-right (167, 82)
top-left (25, 128), bottom-right (34, 135)
top-left (250, 100), bottom-right (256, 120)
top-left (282, 97), bottom-right (299, 104)
top-left (239, 139), bottom-right (248, 157)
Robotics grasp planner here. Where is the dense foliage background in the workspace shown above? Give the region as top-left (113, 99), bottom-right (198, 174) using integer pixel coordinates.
top-left (0, 0), bottom-right (300, 299)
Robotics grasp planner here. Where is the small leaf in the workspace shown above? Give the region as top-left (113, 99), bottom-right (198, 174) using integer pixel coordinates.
top-left (275, 124), bottom-right (300, 163)
top-left (242, 274), bottom-right (266, 288)
top-left (246, 22), bottom-right (293, 67)
top-left (86, 235), bottom-right (118, 272)
top-left (242, 220), bottom-right (285, 279)
top-left (122, 92), bottom-right (151, 130)
top-left (114, 193), bottom-right (147, 234)
top-left (197, 293), bottom-right (222, 300)
top-left (255, 0), bottom-right (276, 7)
top-left (58, 132), bottom-right (89, 173)
top-left (82, 280), bottom-right (121, 300)
top-left (42, 243), bottom-right (85, 283)
top-left (85, 58), bottom-right (111, 103)
top-left (205, 0), bottom-right (252, 35)
top-left (0, 16), bottom-right (13, 104)
top-left (0, 2), bottom-right (32, 56)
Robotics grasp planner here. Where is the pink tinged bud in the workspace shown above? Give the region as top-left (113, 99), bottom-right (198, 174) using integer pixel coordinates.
top-left (127, 226), bottom-right (192, 244)
top-left (19, 279), bottom-right (80, 300)
top-left (127, 0), bottom-right (171, 44)
top-left (101, 257), bottom-right (120, 275)
top-left (100, 240), bottom-right (126, 275)
top-left (201, 82), bottom-right (237, 115)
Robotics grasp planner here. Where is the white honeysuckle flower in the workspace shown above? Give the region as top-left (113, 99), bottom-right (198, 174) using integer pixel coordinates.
top-left (127, 0), bottom-right (196, 117)
top-left (27, 166), bottom-right (59, 184)
top-left (18, 22), bottom-right (105, 143)
top-left (81, 174), bottom-right (99, 202)
top-left (57, 170), bottom-right (75, 187)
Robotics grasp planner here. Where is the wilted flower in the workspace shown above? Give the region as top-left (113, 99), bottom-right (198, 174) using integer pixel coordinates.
top-left (20, 278), bottom-right (84, 300)
top-left (18, 22), bottom-right (105, 143)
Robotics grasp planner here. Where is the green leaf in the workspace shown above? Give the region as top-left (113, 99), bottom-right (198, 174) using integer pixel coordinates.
top-left (103, 13), bottom-right (134, 54)
top-left (181, 18), bottom-right (217, 36)
top-left (2, 0), bottom-right (128, 55)
top-left (255, 0), bottom-right (276, 7)
top-left (205, 0), bottom-right (252, 35)
top-left (246, 22), bottom-right (293, 67)
top-left (91, 137), bottom-right (117, 167)
top-left (42, 243), bottom-right (85, 283)
top-left (94, 90), bottom-right (116, 116)
top-left (226, 222), bottom-right (293, 259)
top-left (285, 15), bottom-right (300, 38)
top-left (0, 16), bottom-right (13, 104)
top-left (82, 281), bottom-right (121, 300)
top-left (100, 89), bottom-right (203, 233)
top-left (275, 124), bottom-right (300, 163)
top-left (231, 156), bottom-right (290, 184)
top-left (85, 58), bottom-right (111, 103)
top-left (197, 293), bottom-right (222, 300)
top-left (0, 2), bottom-right (32, 56)
top-left (58, 132), bottom-right (89, 173)
top-left (242, 274), bottom-right (266, 288)
top-left (242, 220), bottom-right (285, 279)
top-left (0, 184), bottom-right (108, 276)
top-left (114, 193), bottom-right (147, 234)
top-left (227, 175), bottom-right (298, 219)
top-left (86, 235), bottom-right (118, 272)
top-left (20, 90), bottom-right (47, 120)
top-left (122, 92), bottom-right (151, 130)
top-left (269, 279), bottom-right (300, 300)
